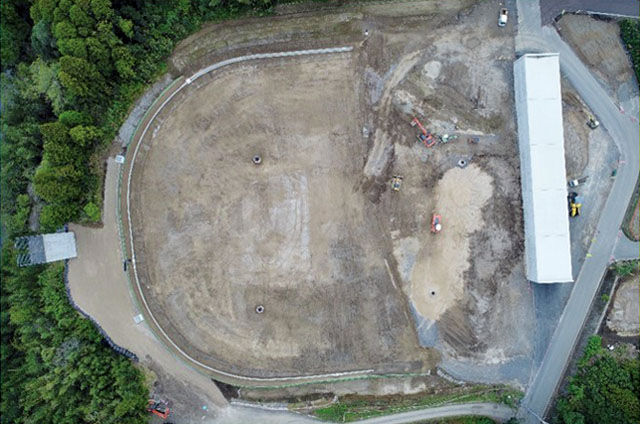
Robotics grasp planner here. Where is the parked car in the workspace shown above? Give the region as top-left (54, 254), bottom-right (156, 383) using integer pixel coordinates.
top-left (498, 8), bottom-right (508, 27)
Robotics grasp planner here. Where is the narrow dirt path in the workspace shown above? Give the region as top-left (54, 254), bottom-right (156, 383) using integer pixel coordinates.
top-left (67, 158), bottom-right (228, 421)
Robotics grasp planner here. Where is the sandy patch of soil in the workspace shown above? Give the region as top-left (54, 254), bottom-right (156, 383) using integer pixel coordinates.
top-left (410, 164), bottom-right (493, 320)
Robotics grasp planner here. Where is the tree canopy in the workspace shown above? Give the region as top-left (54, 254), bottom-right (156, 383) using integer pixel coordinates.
top-left (556, 336), bottom-right (640, 424)
top-left (2, 1), bottom-right (276, 422)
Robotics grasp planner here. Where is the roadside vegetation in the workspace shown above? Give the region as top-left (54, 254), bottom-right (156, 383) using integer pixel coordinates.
top-left (619, 19), bottom-right (640, 83)
top-left (611, 259), bottom-right (640, 277)
top-left (312, 385), bottom-right (522, 422)
top-left (1, 0), bottom-right (277, 422)
top-left (621, 178), bottom-right (640, 241)
top-left (555, 335), bottom-right (639, 424)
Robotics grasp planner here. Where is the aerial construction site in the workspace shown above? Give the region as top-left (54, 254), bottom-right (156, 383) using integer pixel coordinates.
top-left (121, 0), bottom-right (624, 400)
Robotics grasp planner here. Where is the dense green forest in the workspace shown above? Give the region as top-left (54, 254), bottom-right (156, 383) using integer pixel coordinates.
top-left (555, 336), bottom-right (640, 424)
top-left (1, 1), bottom-right (274, 422)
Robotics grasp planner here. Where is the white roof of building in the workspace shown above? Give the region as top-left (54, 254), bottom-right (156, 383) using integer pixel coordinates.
top-left (42, 232), bottom-right (77, 262)
top-left (514, 53), bottom-right (573, 283)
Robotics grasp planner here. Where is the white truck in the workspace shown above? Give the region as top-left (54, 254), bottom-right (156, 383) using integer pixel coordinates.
top-left (498, 8), bottom-right (508, 27)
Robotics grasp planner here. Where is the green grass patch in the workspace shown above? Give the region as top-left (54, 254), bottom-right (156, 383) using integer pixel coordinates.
top-left (312, 385), bottom-right (522, 422)
top-left (619, 19), bottom-right (640, 84)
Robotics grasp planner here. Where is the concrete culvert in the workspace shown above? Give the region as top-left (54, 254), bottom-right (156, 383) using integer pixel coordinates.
top-left (252, 155), bottom-right (262, 165)
top-left (255, 305), bottom-right (265, 314)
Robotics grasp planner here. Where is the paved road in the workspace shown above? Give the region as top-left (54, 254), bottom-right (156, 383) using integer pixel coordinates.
top-left (540, 0), bottom-right (640, 24)
top-left (516, 1), bottom-right (640, 422)
top-left (213, 402), bottom-right (515, 424)
top-left (354, 403), bottom-right (514, 424)
top-left (613, 232), bottom-right (640, 260)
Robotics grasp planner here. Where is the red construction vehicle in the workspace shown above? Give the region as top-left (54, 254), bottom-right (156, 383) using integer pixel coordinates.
top-left (411, 117), bottom-right (436, 147)
top-left (431, 214), bottom-right (442, 233)
top-left (148, 400), bottom-right (170, 419)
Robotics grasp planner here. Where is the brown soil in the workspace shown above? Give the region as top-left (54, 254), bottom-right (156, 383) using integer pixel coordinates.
top-left (606, 277), bottom-right (640, 337)
top-left (556, 14), bottom-right (636, 104)
top-left (128, 0), bottom-right (533, 379)
top-left (410, 165), bottom-right (494, 321)
top-left (131, 54), bottom-right (436, 376)
top-left (68, 159), bottom-right (227, 420)
top-left (562, 87), bottom-right (591, 178)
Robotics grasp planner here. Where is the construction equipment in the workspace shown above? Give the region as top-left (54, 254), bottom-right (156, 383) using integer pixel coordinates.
top-left (411, 117), bottom-right (436, 147)
top-left (431, 214), bottom-right (442, 233)
top-left (439, 134), bottom-right (458, 143)
top-left (587, 115), bottom-right (599, 129)
top-left (568, 176), bottom-right (588, 187)
top-left (568, 192), bottom-right (583, 217)
top-left (390, 175), bottom-right (403, 191)
top-left (498, 8), bottom-right (508, 27)
top-left (147, 400), bottom-right (170, 419)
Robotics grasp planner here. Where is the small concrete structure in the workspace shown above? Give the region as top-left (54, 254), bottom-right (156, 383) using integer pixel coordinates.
top-left (15, 232), bottom-right (77, 266)
top-left (514, 53), bottom-right (573, 283)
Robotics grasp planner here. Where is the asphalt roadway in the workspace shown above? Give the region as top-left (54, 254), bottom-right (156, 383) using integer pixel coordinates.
top-left (614, 231), bottom-right (640, 260)
top-left (540, 0), bottom-right (640, 24)
top-left (214, 402), bottom-right (515, 424)
top-left (516, 1), bottom-right (640, 423)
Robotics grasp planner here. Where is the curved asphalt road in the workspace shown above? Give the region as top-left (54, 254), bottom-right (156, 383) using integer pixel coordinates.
top-left (515, 1), bottom-right (640, 422)
top-left (354, 403), bottom-right (514, 424)
top-left (540, 0), bottom-right (640, 25)
top-left (214, 402), bottom-right (514, 424)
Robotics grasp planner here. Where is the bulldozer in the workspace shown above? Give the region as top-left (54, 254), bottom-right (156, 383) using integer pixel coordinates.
top-left (568, 192), bottom-right (583, 217)
top-left (390, 175), bottom-right (403, 191)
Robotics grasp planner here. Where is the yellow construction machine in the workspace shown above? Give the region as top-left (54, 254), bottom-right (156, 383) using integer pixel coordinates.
top-left (568, 192), bottom-right (583, 217)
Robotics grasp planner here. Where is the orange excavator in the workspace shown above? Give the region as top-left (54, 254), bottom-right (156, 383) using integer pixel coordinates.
top-left (148, 400), bottom-right (170, 419)
top-left (411, 117), bottom-right (436, 147)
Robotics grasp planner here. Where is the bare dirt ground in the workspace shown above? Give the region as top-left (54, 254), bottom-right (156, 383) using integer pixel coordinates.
top-left (562, 86), bottom-right (592, 178)
top-left (409, 165), bottom-right (493, 322)
top-left (606, 277), bottom-right (640, 337)
top-left (132, 53), bottom-right (437, 376)
top-left (556, 14), bottom-right (639, 106)
top-left (68, 159), bottom-right (227, 423)
top-left (128, 0), bottom-right (541, 384)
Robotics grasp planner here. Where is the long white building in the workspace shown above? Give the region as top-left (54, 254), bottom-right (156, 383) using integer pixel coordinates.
top-left (514, 53), bottom-right (573, 283)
